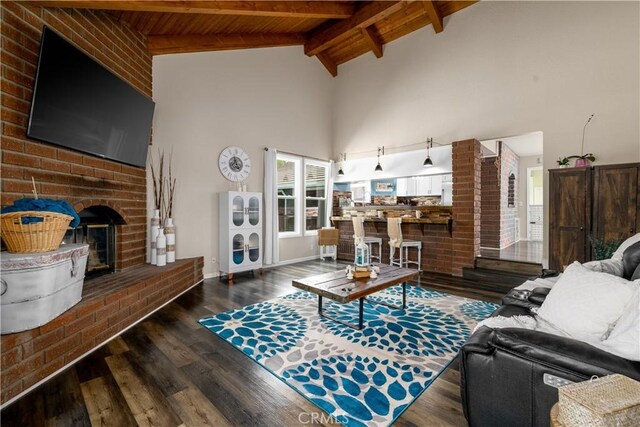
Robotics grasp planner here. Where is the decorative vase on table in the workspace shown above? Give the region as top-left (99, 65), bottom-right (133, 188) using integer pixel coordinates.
top-left (150, 209), bottom-right (160, 265)
top-left (156, 228), bottom-right (166, 267)
top-left (165, 218), bottom-right (176, 263)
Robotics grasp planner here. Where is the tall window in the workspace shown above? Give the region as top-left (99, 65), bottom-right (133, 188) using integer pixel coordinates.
top-left (277, 156), bottom-right (299, 235)
top-left (277, 154), bottom-right (329, 237)
top-left (305, 162), bottom-right (328, 232)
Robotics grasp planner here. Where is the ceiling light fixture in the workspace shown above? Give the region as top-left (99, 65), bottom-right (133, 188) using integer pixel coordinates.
top-left (375, 146), bottom-right (384, 172)
top-left (423, 138), bottom-right (434, 167)
top-left (338, 153), bottom-right (345, 175)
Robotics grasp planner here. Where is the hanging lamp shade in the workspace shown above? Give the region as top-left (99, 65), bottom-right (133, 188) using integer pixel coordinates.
top-left (424, 138), bottom-right (434, 167)
top-left (375, 147), bottom-right (384, 172)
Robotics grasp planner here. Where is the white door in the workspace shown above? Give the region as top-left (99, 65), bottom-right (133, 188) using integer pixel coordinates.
top-left (527, 166), bottom-right (544, 241)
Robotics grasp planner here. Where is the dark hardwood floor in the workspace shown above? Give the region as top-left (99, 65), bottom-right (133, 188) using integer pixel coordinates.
top-left (1, 260), bottom-right (504, 426)
top-left (479, 240), bottom-right (543, 265)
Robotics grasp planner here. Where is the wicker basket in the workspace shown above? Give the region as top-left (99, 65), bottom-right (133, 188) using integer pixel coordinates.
top-left (0, 211), bottom-right (73, 253)
top-left (318, 228), bottom-right (339, 246)
top-left (558, 375), bottom-right (640, 427)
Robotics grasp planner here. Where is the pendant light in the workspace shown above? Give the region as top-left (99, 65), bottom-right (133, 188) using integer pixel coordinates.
top-left (338, 153), bottom-right (345, 176)
top-left (375, 147), bottom-right (384, 172)
top-left (423, 138), bottom-right (434, 167)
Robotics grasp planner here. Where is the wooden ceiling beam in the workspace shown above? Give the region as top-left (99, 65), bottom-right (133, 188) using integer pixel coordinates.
top-left (24, 1), bottom-right (355, 19)
top-left (304, 0), bottom-right (407, 57)
top-left (147, 33), bottom-right (305, 55)
top-left (360, 26), bottom-right (383, 58)
top-left (316, 52), bottom-right (338, 77)
top-left (421, 1), bottom-right (443, 33)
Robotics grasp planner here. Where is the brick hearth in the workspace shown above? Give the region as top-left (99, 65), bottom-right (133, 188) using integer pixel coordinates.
top-left (0, 257), bottom-right (204, 406)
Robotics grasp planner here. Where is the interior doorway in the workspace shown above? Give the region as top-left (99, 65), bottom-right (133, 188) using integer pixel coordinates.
top-left (527, 166), bottom-right (544, 241)
top-left (478, 131), bottom-right (544, 265)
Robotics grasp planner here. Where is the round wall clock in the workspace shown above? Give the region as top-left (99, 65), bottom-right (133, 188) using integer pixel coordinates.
top-left (218, 146), bottom-right (251, 182)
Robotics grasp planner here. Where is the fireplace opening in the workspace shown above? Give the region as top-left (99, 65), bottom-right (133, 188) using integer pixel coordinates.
top-left (63, 206), bottom-right (125, 278)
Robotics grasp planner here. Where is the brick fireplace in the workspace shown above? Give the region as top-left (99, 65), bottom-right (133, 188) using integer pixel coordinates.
top-left (1, 2), bottom-right (204, 407)
top-left (1, 1), bottom-right (151, 270)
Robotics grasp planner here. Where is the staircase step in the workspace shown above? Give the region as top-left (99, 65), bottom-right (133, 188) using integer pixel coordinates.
top-left (462, 267), bottom-right (534, 292)
top-left (475, 257), bottom-right (543, 276)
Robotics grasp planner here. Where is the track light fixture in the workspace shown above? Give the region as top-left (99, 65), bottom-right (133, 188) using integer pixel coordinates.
top-left (375, 147), bottom-right (384, 172)
top-left (423, 138), bottom-right (434, 167)
top-left (338, 153), bottom-right (345, 175)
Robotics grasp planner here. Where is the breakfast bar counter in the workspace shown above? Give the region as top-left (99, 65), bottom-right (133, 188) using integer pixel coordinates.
top-left (330, 207), bottom-right (454, 275)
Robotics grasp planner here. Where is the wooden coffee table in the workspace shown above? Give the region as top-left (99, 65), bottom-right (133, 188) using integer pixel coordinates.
top-left (292, 264), bottom-right (419, 330)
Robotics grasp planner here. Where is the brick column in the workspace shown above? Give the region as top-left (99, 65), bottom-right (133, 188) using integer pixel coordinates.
top-left (481, 157), bottom-right (501, 248)
top-left (452, 139), bottom-right (482, 276)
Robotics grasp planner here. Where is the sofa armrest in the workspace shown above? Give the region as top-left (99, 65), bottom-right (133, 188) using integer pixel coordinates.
top-left (461, 326), bottom-right (495, 354)
top-left (461, 326), bottom-right (640, 427)
top-left (490, 328), bottom-right (640, 381)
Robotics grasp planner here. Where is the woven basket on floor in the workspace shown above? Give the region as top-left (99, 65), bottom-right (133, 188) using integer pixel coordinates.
top-left (0, 211), bottom-right (73, 253)
top-left (558, 374), bottom-right (640, 427)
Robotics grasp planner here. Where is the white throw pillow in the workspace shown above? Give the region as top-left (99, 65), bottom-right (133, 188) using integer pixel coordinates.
top-left (582, 259), bottom-right (624, 277)
top-left (612, 233), bottom-right (640, 260)
top-left (598, 289), bottom-right (640, 361)
top-left (537, 262), bottom-right (639, 342)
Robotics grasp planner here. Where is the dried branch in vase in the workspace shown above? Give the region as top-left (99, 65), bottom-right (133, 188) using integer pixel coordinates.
top-left (149, 149), bottom-right (165, 224)
top-left (164, 150), bottom-right (176, 221)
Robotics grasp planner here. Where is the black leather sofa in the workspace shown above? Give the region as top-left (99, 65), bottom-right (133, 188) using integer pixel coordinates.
top-left (460, 297), bottom-right (640, 427)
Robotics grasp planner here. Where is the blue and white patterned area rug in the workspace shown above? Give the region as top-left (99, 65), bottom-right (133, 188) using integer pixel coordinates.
top-left (199, 285), bottom-right (497, 427)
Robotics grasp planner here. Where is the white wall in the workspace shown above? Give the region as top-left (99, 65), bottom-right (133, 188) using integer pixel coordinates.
top-left (518, 155), bottom-right (543, 240)
top-left (332, 1), bottom-right (640, 263)
top-left (151, 47), bottom-right (333, 277)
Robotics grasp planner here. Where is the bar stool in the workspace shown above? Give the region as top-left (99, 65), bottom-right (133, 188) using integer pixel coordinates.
top-left (387, 218), bottom-right (422, 271)
top-left (317, 228), bottom-right (338, 261)
top-left (352, 217), bottom-right (382, 263)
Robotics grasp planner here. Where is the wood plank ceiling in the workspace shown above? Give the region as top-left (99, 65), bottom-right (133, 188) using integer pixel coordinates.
top-left (27, 1), bottom-right (477, 76)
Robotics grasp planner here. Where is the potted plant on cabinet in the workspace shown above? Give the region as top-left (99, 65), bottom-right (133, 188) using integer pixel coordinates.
top-left (557, 157), bottom-right (570, 168)
top-left (568, 153), bottom-right (596, 168)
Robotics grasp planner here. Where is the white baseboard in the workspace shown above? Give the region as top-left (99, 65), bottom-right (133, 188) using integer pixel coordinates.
top-left (203, 255), bottom-right (322, 279)
top-left (269, 255), bottom-right (321, 267)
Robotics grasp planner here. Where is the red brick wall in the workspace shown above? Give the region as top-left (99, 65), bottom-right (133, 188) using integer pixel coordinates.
top-left (481, 156), bottom-right (501, 248)
top-left (335, 219), bottom-right (453, 274)
top-left (451, 139), bottom-right (481, 276)
top-left (1, 2), bottom-right (152, 269)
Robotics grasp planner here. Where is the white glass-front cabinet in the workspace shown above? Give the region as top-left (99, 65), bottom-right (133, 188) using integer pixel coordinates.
top-left (219, 192), bottom-right (262, 278)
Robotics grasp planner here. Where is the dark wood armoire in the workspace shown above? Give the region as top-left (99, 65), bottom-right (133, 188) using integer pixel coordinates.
top-left (549, 163), bottom-right (640, 271)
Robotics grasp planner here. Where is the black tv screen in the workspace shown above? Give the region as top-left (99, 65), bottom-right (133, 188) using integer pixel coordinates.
top-left (27, 27), bottom-right (154, 168)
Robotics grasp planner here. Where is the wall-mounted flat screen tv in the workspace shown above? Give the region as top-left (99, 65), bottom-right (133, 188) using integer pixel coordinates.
top-left (27, 26), bottom-right (154, 168)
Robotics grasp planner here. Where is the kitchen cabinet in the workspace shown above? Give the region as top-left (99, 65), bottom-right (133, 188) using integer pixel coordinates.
top-left (416, 176), bottom-right (431, 195)
top-left (396, 177), bottom-right (416, 197)
top-left (416, 175), bottom-right (443, 196)
top-left (396, 175), bottom-right (447, 196)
